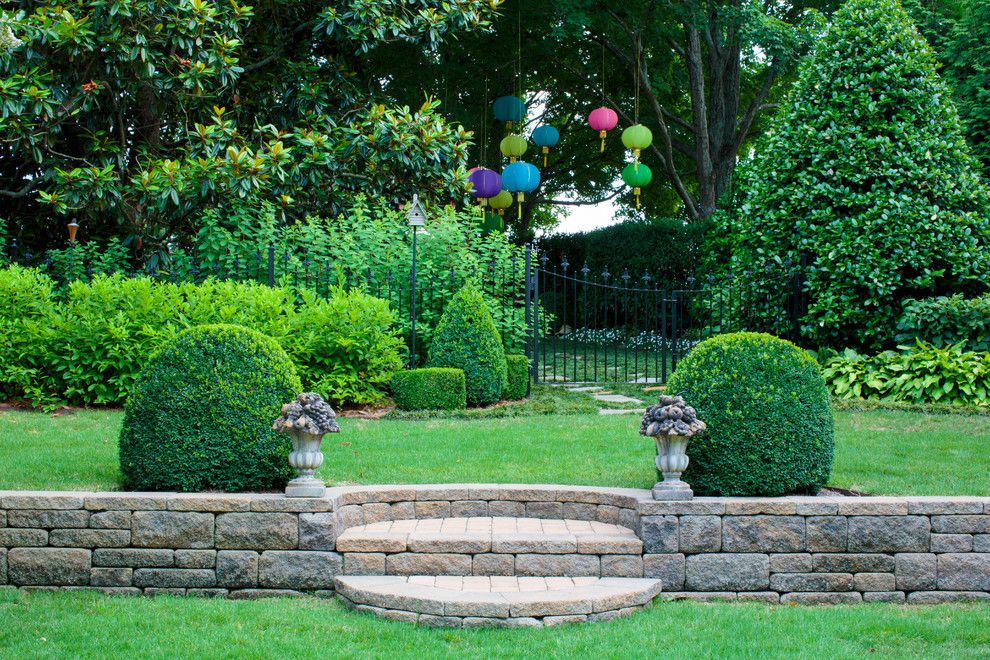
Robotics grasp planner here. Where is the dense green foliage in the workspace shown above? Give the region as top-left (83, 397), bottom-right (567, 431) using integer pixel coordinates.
top-left (943, 0), bottom-right (990, 175)
top-left (428, 283), bottom-right (507, 406)
top-left (119, 324), bottom-right (301, 492)
top-left (503, 354), bottom-right (530, 400)
top-left (728, 0), bottom-right (990, 349)
top-left (822, 342), bottom-right (990, 407)
top-left (390, 368), bottom-right (466, 411)
top-left (537, 219), bottom-right (711, 287)
top-left (190, 197), bottom-right (528, 355)
top-left (0, 268), bottom-right (403, 406)
top-left (0, 2), bottom-right (497, 249)
top-left (896, 294), bottom-right (990, 351)
top-left (666, 333), bottom-right (834, 496)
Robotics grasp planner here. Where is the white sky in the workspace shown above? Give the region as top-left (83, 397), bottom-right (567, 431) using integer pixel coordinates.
top-left (548, 197), bottom-right (622, 235)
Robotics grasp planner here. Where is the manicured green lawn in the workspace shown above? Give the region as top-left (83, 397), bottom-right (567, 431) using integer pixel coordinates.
top-left (1, 405), bottom-right (987, 494)
top-left (0, 591), bottom-right (987, 659)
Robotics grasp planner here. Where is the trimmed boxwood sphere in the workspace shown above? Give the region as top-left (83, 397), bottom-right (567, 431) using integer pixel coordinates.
top-left (666, 332), bottom-right (834, 496)
top-left (119, 324), bottom-right (302, 492)
top-left (427, 283), bottom-right (507, 406)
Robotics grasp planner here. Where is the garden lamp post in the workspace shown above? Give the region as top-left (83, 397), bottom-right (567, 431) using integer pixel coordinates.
top-left (406, 195), bottom-right (427, 368)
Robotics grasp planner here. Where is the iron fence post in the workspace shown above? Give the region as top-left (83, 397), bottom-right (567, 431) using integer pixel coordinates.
top-left (267, 243), bottom-right (275, 287)
top-left (532, 251), bottom-right (541, 385)
top-left (524, 244), bottom-right (533, 392)
top-left (409, 225), bottom-right (418, 369)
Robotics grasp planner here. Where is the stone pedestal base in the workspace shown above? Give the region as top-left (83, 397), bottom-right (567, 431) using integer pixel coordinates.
top-left (652, 480), bottom-right (693, 501)
top-left (285, 477), bottom-right (326, 498)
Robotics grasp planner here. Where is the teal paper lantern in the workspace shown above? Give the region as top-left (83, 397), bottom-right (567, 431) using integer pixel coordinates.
top-left (502, 161), bottom-right (541, 215)
top-left (531, 125), bottom-right (560, 167)
top-left (493, 95), bottom-right (526, 129)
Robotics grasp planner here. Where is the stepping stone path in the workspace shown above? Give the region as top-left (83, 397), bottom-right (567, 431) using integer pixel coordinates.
top-left (593, 393), bottom-right (643, 405)
top-left (334, 517), bottom-right (660, 627)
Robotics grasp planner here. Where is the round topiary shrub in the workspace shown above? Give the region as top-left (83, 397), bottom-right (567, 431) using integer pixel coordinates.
top-left (427, 283), bottom-right (507, 406)
top-left (119, 324), bottom-right (302, 492)
top-left (665, 332), bottom-right (834, 496)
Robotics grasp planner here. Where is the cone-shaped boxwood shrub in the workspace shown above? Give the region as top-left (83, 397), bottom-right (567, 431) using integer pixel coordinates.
top-left (730, 0), bottom-right (990, 350)
top-left (427, 283), bottom-right (507, 406)
top-left (119, 324), bottom-right (302, 492)
top-left (504, 354), bottom-right (529, 400)
top-left (666, 333), bottom-right (834, 496)
top-left (391, 368), bottom-right (466, 410)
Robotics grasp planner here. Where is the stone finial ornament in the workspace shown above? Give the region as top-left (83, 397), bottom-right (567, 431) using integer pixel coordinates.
top-left (640, 395), bottom-right (707, 439)
top-left (641, 394), bottom-right (706, 501)
top-left (273, 393), bottom-right (339, 498)
top-left (273, 392), bottom-right (340, 436)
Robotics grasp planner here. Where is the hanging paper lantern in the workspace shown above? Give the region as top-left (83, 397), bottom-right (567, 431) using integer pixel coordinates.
top-left (588, 107), bottom-right (618, 152)
top-left (531, 125), bottom-right (560, 168)
top-left (621, 162), bottom-right (653, 210)
top-left (500, 133), bottom-right (528, 163)
top-left (621, 124), bottom-right (653, 166)
top-left (502, 161), bottom-right (541, 215)
top-left (480, 210), bottom-right (504, 236)
top-left (488, 189), bottom-right (514, 216)
top-left (468, 168), bottom-right (502, 206)
top-left (493, 95), bottom-right (526, 130)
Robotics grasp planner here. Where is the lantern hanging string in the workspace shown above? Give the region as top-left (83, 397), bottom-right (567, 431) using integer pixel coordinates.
top-left (601, 41), bottom-right (606, 102)
top-left (516, 6), bottom-right (523, 104)
top-left (634, 41), bottom-right (641, 123)
top-left (481, 78), bottom-right (489, 166)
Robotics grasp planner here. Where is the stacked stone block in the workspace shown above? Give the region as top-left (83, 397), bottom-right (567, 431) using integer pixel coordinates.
top-left (640, 497), bottom-right (990, 603)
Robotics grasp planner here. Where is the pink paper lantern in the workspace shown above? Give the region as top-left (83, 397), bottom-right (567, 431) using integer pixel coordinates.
top-left (588, 107), bottom-right (619, 152)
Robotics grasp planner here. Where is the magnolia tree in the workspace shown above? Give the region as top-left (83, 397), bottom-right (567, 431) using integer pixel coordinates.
top-left (0, 2), bottom-right (498, 251)
top-left (727, 0), bottom-right (990, 350)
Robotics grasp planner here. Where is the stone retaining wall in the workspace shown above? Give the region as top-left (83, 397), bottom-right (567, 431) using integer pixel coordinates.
top-left (1, 487), bottom-right (988, 603)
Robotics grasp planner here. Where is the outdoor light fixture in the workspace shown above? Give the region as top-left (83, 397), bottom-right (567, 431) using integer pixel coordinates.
top-left (67, 218), bottom-right (79, 243)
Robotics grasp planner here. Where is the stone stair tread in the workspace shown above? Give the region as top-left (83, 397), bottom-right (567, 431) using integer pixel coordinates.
top-left (335, 575), bottom-right (662, 622)
top-left (336, 517), bottom-right (642, 554)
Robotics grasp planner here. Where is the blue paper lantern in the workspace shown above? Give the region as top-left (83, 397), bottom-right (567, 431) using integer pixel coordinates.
top-left (531, 125), bottom-right (560, 167)
top-left (493, 95), bottom-right (526, 129)
top-left (502, 161), bottom-right (541, 214)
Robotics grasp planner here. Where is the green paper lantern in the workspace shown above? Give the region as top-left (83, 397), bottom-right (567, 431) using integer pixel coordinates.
top-left (622, 162), bottom-right (653, 209)
top-left (500, 134), bottom-right (528, 163)
top-left (488, 190), bottom-right (513, 216)
top-left (480, 210), bottom-right (504, 236)
top-left (621, 124), bottom-right (653, 163)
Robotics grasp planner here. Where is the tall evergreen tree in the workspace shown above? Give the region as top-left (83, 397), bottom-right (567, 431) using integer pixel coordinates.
top-left (729, 0), bottom-right (990, 350)
top-left (944, 0), bottom-right (990, 175)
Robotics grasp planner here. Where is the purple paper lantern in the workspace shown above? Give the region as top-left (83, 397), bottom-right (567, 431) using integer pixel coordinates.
top-left (468, 168), bottom-right (502, 206)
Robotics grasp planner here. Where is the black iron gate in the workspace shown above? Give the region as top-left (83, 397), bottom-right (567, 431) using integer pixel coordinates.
top-left (524, 249), bottom-right (807, 385)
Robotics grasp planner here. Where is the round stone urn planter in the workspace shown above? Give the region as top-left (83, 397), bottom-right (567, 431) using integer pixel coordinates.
top-left (652, 434), bottom-right (693, 500)
top-left (273, 392), bottom-right (340, 498)
top-left (286, 430), bottom-right (327, 498)
top-left (640, 394), bottom-right (706, 501)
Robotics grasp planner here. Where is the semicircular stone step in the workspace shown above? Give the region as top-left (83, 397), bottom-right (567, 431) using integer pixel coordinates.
top-left (335, 575), bottom-right (662, 628)
top-left (335, 517), bottom-right (644, 578)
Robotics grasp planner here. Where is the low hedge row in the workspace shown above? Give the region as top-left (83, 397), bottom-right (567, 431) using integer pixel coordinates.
top-left (391, 368), bottom-right (467, 410)
top-left (0, 266), bottom-right (404, 406)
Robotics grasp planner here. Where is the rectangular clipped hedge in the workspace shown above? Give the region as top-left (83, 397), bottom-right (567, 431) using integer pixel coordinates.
top-left (391, 368), bottom-right (467, 411)
top-left (504, 354), bottom-right (530, 400)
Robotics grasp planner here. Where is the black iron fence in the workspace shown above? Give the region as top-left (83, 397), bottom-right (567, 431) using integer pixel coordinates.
top-left (525, 253), bottom-right (808, 385)
top-left (4, 239), bottom-right (806, 385)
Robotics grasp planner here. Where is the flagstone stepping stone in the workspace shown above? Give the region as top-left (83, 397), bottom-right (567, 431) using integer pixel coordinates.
top-left (335, 575), bottom-right (662, 627)
top-left (593, 394), bottom-right (643, 404)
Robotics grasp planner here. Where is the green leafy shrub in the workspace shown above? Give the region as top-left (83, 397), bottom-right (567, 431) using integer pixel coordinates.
top-left (391, 368), bottom-right (466, 410)
top-left (728, 0), bottom-right (990, 350)
top-left (504, 354), bottom-right (530, 400)
top-left (822, 342), bottom-right (990, 407)
top-left (0, 269), bottom-right (402, 406)
top-left (119, 324), bottom-right (302, 492)
top-left (896, 295), bottom-right (990, 352)
top-left (428, 283), bottom-right (507, 406)
top-left (666, 332), bottom-right (834, 496)
top-left (0, 265), bottom-right (59, 403)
